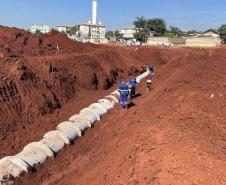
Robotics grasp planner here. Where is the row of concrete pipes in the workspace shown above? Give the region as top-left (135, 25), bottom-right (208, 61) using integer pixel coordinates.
top-left (0, 70), bottom-right (150, 184)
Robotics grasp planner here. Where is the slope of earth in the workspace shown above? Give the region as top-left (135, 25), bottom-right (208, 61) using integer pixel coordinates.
top-left (0, 26), bottom-right (147, 158)
top-left (15, 48), bottom-right (226, 185)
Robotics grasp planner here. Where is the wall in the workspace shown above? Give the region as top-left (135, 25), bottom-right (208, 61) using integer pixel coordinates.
top-left (186, 37), bottom-right (221, 48)
top-left (147, 37), bottom-right (170, 46)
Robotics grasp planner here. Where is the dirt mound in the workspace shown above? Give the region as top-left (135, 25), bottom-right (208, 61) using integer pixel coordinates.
top-left (14, 47), bottom-right (226, 185)
top-left (0, 26), bottom-right (146, 158)
top-left (1, 26), bottom-right (225, 185)
top-left (0, 25), bottom-right (97, 56)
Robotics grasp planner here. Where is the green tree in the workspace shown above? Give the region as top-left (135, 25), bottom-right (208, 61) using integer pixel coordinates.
top-left (105, 31), bottom-right (114, 40)
top-left (133, 16), bottom-right (149, 42)
top-left (133, 16), bottom-right (147, 30)
top-left (218, 24), bottom-right (226, 43)
top-left (33, 29), bottom-right (42, 36)
top-left (114, 30), bottom-right (123, 41)
top-left (134, 29), bottom-right (149, 43)
top-left (67, 26), bottom-right (79, 36)
top-left (164, 30), bottom-right (177, 38)
top-left (147, 18), bottom-right (166, 36)
top-left (169, 26), bottom-right (182, 37)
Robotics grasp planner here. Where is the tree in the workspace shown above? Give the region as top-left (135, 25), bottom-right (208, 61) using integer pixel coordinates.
top-left (169, 26), bottom-right (182, 37)
top-left (33, 29), bottom-right (42, 36)
top-left (67, 26), bottom-right (79, 36)
top-left (105, 31), bottom-right (114, 40)
top-left (114, 30), bottom-right (123, 41)
top-left (218, 24), bottom-right (226, 43)
top-left (134, 29), bottom-right (149, 43)
top-left (133, 16), bottom-right (147, 30)
top-left (133, 16), bottom-right (149, 42)
top-left (147, 18), bottom-right (166, 36)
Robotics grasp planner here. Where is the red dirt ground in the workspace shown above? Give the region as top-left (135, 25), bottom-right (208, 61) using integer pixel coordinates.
top-left (0, 26), bottom-right (226, 185)
top-left (0, 26), bottom-right (145, 159)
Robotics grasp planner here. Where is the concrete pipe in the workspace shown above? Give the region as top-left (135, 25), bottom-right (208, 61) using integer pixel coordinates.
top-left (69, 114), bottom-right (92, 128)
top-left (15, 142), bottom-right (54, 167)
top-left (0, 156), bottom-right (29, 182)
top-left (105, 95), bottom-right (119, 105)
top-left (80, 108), bottom-right (100, 124)
top-left (136, 79), bottom-right (142, 83)
top-left (89, 103), bottom-right (107, 116)
top-left (40, 131), bottom-right (70, 154)
top-left (98, 99), bottom-right (114, 110)
top-left (111, 90), bottom-right (120, 97)
top-left (57, 122), bottom-right (82, 141)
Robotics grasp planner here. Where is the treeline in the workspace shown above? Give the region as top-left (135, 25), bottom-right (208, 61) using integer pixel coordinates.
top-left (106, 16), bottom-right (226, 43)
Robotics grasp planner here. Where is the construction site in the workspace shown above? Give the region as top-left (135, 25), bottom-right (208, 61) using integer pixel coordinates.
top-left (0, 24), bottom-right (225, 185)
top-left (0, 0), bottom-right (226, 184)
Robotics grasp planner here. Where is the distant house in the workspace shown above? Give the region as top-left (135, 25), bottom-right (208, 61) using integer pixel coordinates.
top-left (195, 29), bottom-right (220, 38)
top-left (56, 25), bottom-right (72, 34)
top-left (30, 25), bottom-right (51, 34)
top-left (56, 23), bottom-right (107, 44)
top-left (202, 29), bottom-right (220, 38)
top-left (118, 27), bottom-right (138, 39)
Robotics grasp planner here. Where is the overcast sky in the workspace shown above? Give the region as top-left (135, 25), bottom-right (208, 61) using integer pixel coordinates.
top-left (0, 0), bottom-right (226, 31)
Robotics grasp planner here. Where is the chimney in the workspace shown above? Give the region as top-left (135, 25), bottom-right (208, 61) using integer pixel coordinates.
top-left (92, 0), bottom-right (97, 25)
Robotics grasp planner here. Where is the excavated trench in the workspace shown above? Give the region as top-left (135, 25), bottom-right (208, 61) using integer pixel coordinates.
top-left (1, 26), bottom-right (226, 185)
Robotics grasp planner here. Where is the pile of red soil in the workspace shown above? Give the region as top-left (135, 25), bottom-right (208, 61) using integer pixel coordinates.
top-left (1, 25), bottom-right (226, 185)
top-left (14, 47), bottom-right (226, 185)
top-left (0, 26), bottom-right (145, 158)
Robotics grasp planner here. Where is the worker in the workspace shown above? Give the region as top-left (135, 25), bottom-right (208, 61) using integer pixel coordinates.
top-left (118, 81), bottom-right (130, 109)
top-left (128, 79), bottom-right (138, 98)
top-left (148, 64), bottom-right (155, 78)
top-left (146, 64), bottom-right (155, 92)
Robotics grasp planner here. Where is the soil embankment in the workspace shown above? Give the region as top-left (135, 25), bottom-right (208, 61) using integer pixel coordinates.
top-left (0, 26), bottom-right (226, 185)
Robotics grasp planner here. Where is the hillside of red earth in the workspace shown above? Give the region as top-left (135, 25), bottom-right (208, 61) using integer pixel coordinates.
top-left (0, 25), bottom-right (226, 185)
top-left (0, 25), bottom-right (146, 158)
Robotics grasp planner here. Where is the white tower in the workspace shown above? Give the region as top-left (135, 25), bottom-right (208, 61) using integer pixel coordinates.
top-left (92, 0), bottom-right (97, 25)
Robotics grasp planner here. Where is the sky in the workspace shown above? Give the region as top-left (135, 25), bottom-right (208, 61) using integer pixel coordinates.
top-left (0, 0), bottom-right (226, 31)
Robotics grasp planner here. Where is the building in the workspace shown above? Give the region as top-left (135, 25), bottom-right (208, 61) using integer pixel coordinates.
top-left (77, 23), bottom-right (106, 43)
top-left (30, 25), bottom-right (51, 34)
top-left (56, 25), bottom-right (72, 34)
top-left (185, 29), bottom-right (222, 48)
top-left (202, 29), bottom-right (220, 38)
top-left (56, 0), bottom-right (107, 44)
top-left (118, 27), bottom-right (138, 39)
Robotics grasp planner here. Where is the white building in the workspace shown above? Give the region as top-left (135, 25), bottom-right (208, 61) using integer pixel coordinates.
top-left (119, 27), bottom-right (138, 39)
top-left (56, 25), bottom-right (72, 34)
top-left (202, 29), bottom-right (220, 38)
top-left (30, 25), bottom-right (51, 34)
top-left (56, 0), bottom-right (107, 44)
top-left (78, 23), bottom-right (106, 43)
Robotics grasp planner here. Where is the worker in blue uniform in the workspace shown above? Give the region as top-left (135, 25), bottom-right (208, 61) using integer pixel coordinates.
top-left (146, 64), bottom-right (155, 92)
top-left (128, 79), bottom-right (138, 98)
top-left (118, 81), bottom-right (129, 109)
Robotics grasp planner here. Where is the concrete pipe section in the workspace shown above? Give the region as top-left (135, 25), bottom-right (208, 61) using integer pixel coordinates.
top-left (69, 114), bottom-right (92, 128)
top-left (105, 95), bottom-right (119, 105)
top-left (0, 70), bottom-right (149, 183)
top-left (57, 122), bottom-right (82, 141)
top-left (15, 142), bottom-right (54, 168)
top-left (39, 131), bottom-right (70, 154)
top-left (79, 108), bottom-right (100, 125)
top-left (98, 99), bottom-right (114, 111)
top-left (0, 156), bottom-right (29, 183)
top-left (89, 103), bottom-right (107, 116)
top-left (111, 90), bottom-right (120, 97)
